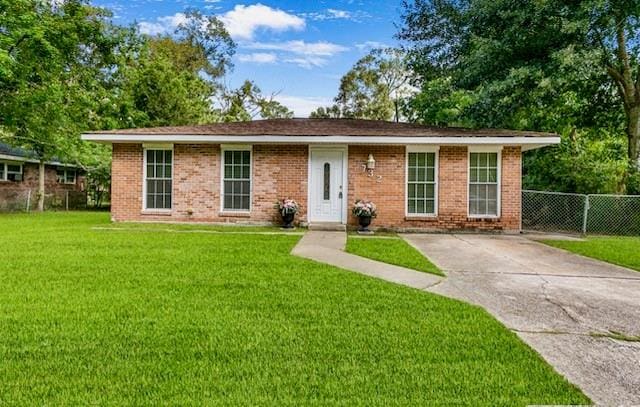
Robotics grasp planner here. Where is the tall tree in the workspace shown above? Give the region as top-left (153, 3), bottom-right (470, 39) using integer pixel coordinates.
top-left (398, 0), bottom-right (640, 167)
top-left (312, 48), bottom-right (416, 121)
top-left (216, 80), bottom-right (293, 122)
top-left (585, 0), bottom-right (640, 166)
top-left (0, 0), bottom-right (119, 210)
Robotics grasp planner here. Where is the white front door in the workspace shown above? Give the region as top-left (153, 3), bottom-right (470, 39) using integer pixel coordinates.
top-left (309, 149), bottom-right (345, 223)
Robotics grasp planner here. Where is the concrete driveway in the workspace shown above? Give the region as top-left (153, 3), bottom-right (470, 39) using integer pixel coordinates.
top-left (403, 234), bottom-right (640, 406)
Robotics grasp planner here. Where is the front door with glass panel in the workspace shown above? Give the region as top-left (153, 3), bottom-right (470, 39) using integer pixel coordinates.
top-left (309, 149), bottom-right (344, 223)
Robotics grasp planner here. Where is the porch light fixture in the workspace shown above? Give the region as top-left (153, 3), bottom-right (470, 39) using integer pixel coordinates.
top-left (365, 154), bottom-right (376, 177)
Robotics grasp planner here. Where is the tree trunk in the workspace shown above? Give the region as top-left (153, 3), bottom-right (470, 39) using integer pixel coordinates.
top-left (37, 160), bottom-right (45, 211)
top-left (394, 98), bottom-right (400, 123)
top-left (627, 105), bottom-right (640, 167)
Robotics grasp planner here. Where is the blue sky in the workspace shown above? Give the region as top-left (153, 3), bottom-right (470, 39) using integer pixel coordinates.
top-left (92, 0), bottom-right (403, 116)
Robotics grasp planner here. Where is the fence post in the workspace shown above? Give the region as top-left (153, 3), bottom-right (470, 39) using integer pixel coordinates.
top-left (26, 190), bottom-right (31, 212)
top-left (582, 195), bottom-right (590, 234)
top-left (65, 191), bottom-right (69, 211)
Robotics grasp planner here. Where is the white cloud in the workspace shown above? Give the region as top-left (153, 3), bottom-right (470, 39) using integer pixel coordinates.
top-left (246, 40), bottom-right (348, 56)
top-left (219, 4), bottom-right (305, 40)
top-left (244, 40), bottom-right (348, 69)
top-left (237, 52), bottom-right (277, 64)
top-left (274, 95), bottom-right (333, 117)
top-left (355, 41), bottom-right (389, 51)
top-left (282, 57), bottom-right (328, 69)
top-left (302, 8), bottom-right (370, 22)
top-left (138, 5), bottom-right (304, 39)
top-left (138, 21), bottom-right (166, 36)
top-left (138, 12), bottom-right (188, 36)
top-left (327, 9), bottom-right (351, 18)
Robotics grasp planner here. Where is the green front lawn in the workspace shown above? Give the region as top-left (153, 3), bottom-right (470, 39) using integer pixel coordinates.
top-left (0, 213), bottom-right (588, 404)
top-left (346, 236), bottom-right (444, 276)
top-left (543, 236), bottom-right (640, 272)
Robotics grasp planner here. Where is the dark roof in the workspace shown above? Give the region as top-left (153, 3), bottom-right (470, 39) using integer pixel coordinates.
top-left (87, 118), bottom-right (557, 138)
top-left (0, 142), bottom-right (38, 159)
top-left (0, 142), bottom-right (79, 168)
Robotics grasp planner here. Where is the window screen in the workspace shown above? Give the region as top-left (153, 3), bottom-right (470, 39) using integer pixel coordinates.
top-left (145, 149), bottom-right (172, 210)
top-left (223, 150), bottom-right (251, 211)
top-left (469, 152), bottom-right (498, 216)
top-left (407, 152), bottom-right (436, 215)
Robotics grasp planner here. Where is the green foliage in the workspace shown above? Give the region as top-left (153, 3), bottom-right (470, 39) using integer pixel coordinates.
top-left (0, 1), bottom-right (290, 206)
top-left (119, 47), bottom-right (217, 127)
top-left (0, 213), bottom-right (589, 404)
top-left (309, 105), bottom-right (342, 119)
top-left (543, 237), bottom-right (640, 272)
top-left (524, 129), bottom-right (628, 194)
top-left (216, 80), bottom-right (293, 122)
top-left (0, 0), bottom-right (118, 160)
top-left (398, 0), bottom-right (640, 193)
top-left (312, 48), bottom-right (415, 121)
top-left (346, 236), bottom-right (444, 276)
top-left (404, 77), bottom-right (475, 127)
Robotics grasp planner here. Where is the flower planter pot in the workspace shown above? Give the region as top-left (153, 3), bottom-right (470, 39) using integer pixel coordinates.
top-left (281, 212), bottom-right (295, 229)
top-left (357, 215), bottom-right (372, 232)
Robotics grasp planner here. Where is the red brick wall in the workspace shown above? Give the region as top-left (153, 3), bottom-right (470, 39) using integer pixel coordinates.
top-left (110, 143), bottom-right (521, 231)
top-left (111, 143), bottom-right (308, 224)
top-left (252, 145), bottom-right (308, 223)
top-left (347, 145), bottom-right (406, 226)
top-left (348, 145), bottom-right (521, 232)
top-left (111, 144), bottom-right (143, 221)
top-left (0, 162), bottom-right (85, 210)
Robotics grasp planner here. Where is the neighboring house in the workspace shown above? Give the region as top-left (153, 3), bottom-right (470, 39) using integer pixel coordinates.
top-left (82, 119), bottom-right (559, 231)
top-left (0, 143), bottom-right (85, 210)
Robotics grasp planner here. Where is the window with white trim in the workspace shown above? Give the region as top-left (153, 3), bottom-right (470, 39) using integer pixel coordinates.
top-left (56, 168), bottom-right (76, 184)
top-left (0, 162), bottom-right (23, 182)
top-left (469, 152), bottom-right (499, 216)
top-left (222, 149), bottom-right (251, 211)
top-left (407, 151), bottom-right (437, 215)
top-left (145, 149), bottom-right (172, 210)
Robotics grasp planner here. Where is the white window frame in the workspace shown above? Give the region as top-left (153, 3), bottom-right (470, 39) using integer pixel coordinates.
top-left (406, 146), bottom-right (439, 217)
top-left (142, 144), bottom-right (174, 212)
top-left (467, 146), bottom-right (502, 219)
top-left (56, 168), bottom-right (77, 185)
top-left (220, 144), bottom-right (252, 213)
top-left (0, 162), bottom-right (23, 182)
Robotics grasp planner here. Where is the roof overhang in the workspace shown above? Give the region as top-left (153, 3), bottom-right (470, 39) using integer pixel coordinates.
top-left (81, 133), bottom-right (560, 151)
top-left (0, 153), bottom-right (79, 167)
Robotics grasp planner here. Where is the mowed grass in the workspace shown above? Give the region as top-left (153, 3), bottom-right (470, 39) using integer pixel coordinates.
top-left (544, 236), bottom-right (640, 272)
top-left (346, 236), bottom-right (444, 276)
top-left (0, 213), bottom-right (588, 405)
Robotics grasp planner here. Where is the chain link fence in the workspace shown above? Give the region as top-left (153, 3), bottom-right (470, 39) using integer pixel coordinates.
top-left (522, 190), bottom-right (640, 235)
top-left (0, 189), bottom-right (87, 212)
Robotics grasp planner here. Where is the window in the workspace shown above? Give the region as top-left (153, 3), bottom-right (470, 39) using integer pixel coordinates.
top-left (407, 151), bottom-right (437, 215)
top-left (469, 151), bottom-right (499, 217)
top-left (323, 162), bottom-right (330, 200)
top-left (222, 149), bottom-right (251, 211)
top-left (0, 162), bottom-right (22, 182)
top-left (144, 149), bottom-right (172, 210)
top-left (56, 168), bottom-right (76, 184)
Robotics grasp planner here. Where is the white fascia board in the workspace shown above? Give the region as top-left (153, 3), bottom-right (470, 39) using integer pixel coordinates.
top-left (82, 133), bottom-right (560, 149)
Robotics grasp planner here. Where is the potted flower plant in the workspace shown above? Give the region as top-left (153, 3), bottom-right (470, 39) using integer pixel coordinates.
top-left (352, 199), bottom-right (377, 232)
top-left (276, 198), bottom-right (299, 229)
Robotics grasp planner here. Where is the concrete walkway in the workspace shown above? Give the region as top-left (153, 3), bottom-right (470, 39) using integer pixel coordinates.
top-left (291, 231), bottom-right (442, 290)
top-left (403, 233), bottom-right (640, 406)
